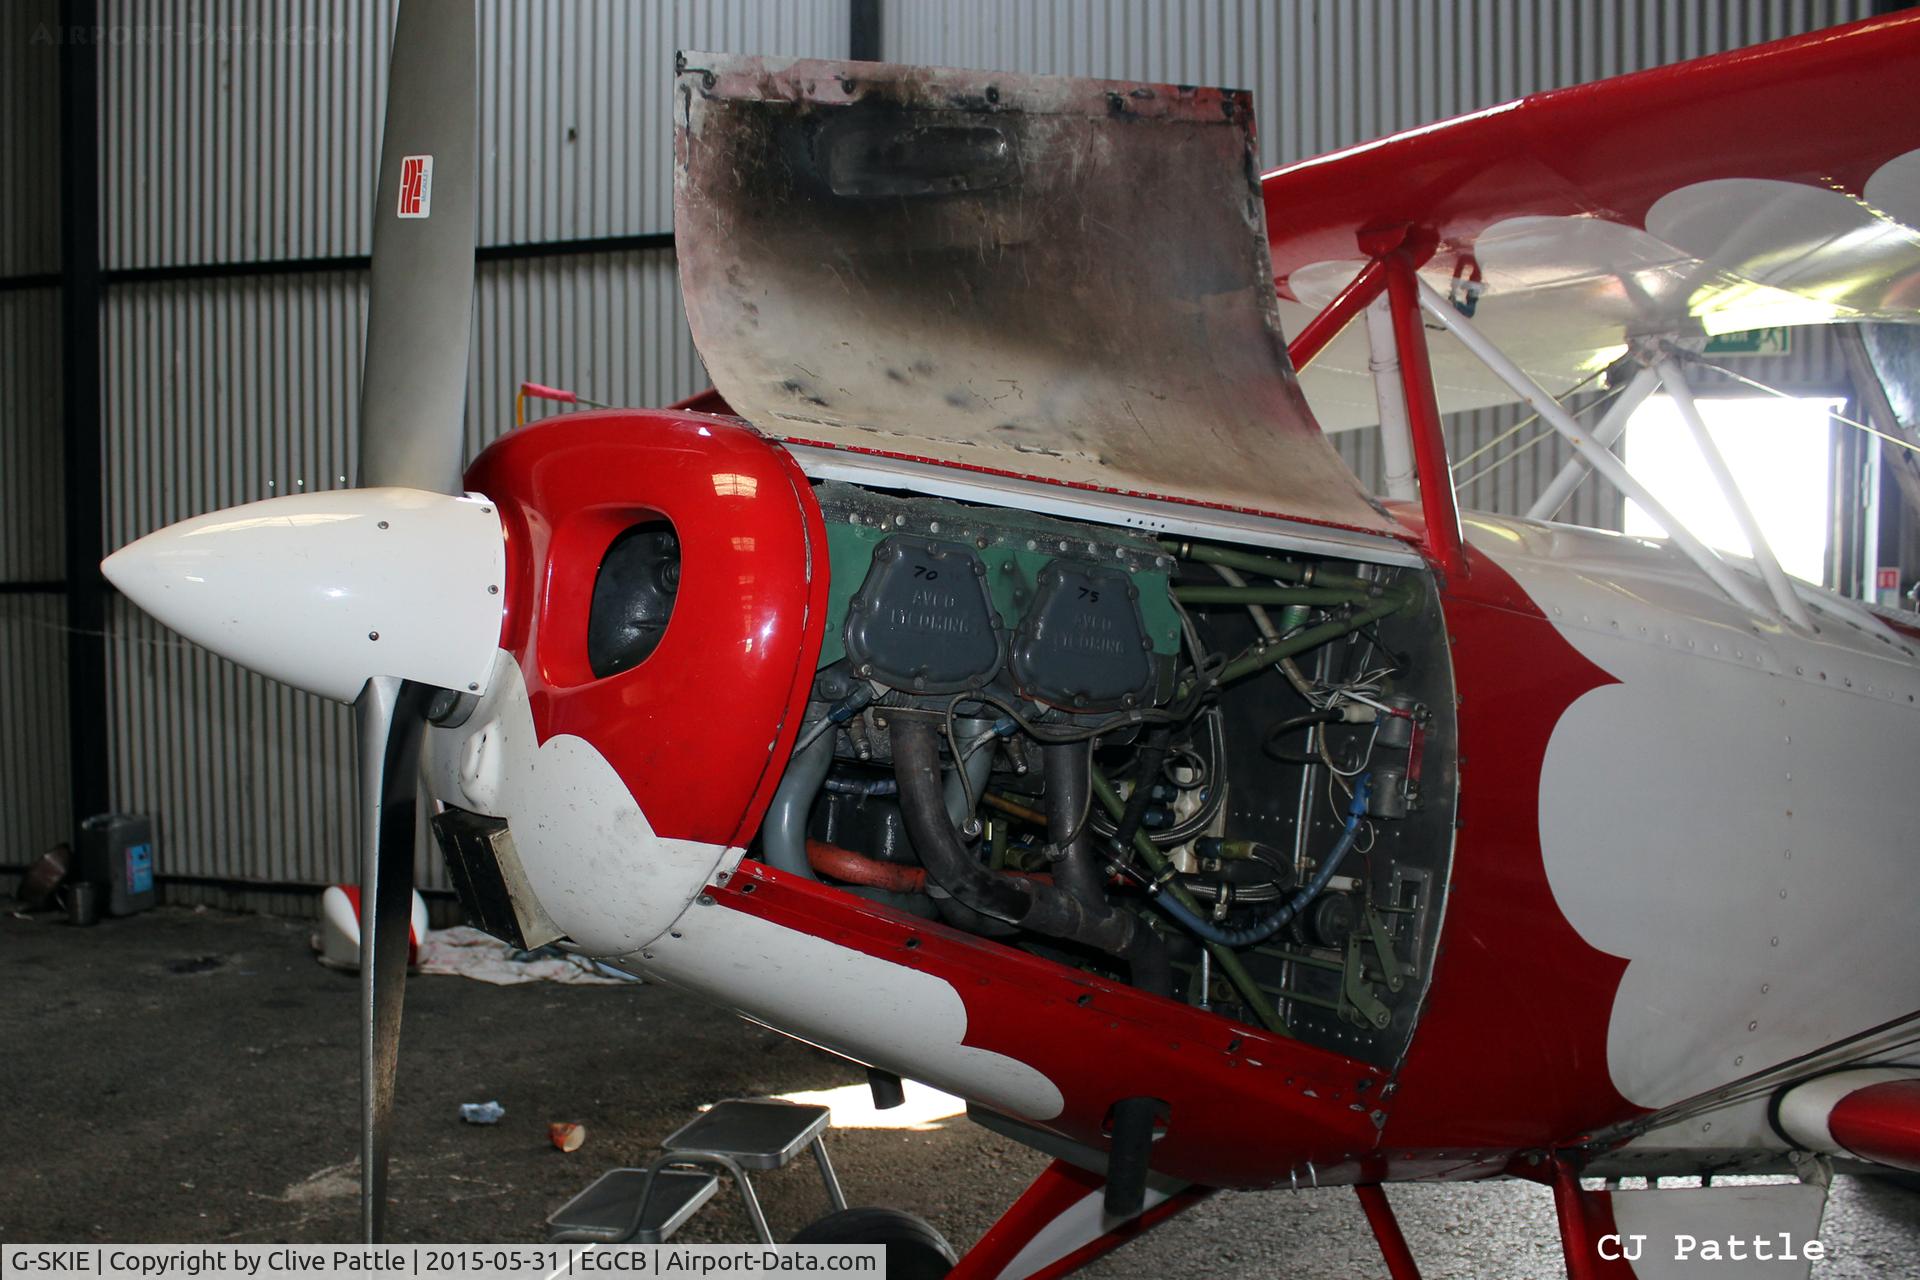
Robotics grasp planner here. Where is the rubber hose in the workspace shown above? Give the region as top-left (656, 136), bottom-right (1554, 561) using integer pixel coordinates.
top-left (1150, 774), bottom-right (1372, 948)
top-left (1175, 876), bottom-right (1284, 904)
top-left (1263, 708), bottom-right (1346, 760)
top-left (1108, 727), bottom-right (1174, 866)
top-left (807, 839), bottom-right (927, 893)
top-left (807, 839), bottom-right (1054, 895)
top-left (823, 776), bottom-right (898, 797)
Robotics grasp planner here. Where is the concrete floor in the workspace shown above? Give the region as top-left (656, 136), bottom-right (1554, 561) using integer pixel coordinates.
top-left (2, 906), bottom-right (1915, 1277)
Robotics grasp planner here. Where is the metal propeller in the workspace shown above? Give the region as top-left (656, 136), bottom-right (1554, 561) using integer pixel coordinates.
top-left (97, 0), bottom-right (487, 1243)
top-left (354, 676), bottom-right (436, 1241)
top-left (352, 0), bottom-right (479, 1242)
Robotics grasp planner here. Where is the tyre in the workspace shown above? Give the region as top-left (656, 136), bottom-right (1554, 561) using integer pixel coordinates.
top-left (791, 1206), bottom-right (957, 1279)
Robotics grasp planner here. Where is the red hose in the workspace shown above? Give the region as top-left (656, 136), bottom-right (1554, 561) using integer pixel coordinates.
top-left (805, 840), bottom-right (1053, 892)
top-left (807, 840), bottom-right (925, 893)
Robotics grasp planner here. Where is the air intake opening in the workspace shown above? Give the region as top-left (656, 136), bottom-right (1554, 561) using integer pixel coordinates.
top-left (587, 520), bottom-right (680, 678)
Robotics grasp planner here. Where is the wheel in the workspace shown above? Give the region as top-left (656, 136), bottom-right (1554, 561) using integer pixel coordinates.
top-left (791, 1206), bottom-right (957, 1279)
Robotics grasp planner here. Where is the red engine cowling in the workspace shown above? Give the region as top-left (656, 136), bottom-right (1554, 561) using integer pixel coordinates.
top-left (420, 404), bottom-right (825, 955)
top-left (464, 408), bottom-right (828, 856)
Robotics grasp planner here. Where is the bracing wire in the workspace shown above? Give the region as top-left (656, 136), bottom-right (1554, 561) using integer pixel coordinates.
top-left (1452, 376), bottom-right (1633, 490)
top-left (1691, 356), bottom-right (1920, 457)
top-left (1449, 363), bottom-right (1611, 473)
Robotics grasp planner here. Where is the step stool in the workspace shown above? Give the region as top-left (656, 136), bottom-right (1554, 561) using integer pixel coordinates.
top-left (544, 1168), bottom-right (719, 1243)
top-left (547, 1098), bottom-right (847, 1244)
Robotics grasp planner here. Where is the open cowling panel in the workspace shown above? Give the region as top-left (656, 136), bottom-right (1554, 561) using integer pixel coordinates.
top-left (673, 52), bottom-right (1403, 538)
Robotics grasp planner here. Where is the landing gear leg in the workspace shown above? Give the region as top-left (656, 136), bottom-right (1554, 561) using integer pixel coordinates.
top-left (1355, 1184), bottom-right (1423, 1280)
top-left (1549, 1157), bottom-right (1623, 1280)
top-left (947, 1158), bottom-right (1212, 1280)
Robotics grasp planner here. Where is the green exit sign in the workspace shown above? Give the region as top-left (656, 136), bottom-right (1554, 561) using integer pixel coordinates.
top-left (1704, 327), bottom-right (1794, 356)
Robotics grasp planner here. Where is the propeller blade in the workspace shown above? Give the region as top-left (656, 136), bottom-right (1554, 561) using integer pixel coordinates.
top-left (356, 677), bottom-right (433, 1242)
top-left (98, 2), bottom-right (488, 1243)
top-left (359, 0), bottom-right (478, 494)
top-left (355, 0), bottom-right (479, 1240)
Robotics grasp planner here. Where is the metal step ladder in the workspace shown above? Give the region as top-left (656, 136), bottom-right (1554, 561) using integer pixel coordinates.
top-left (546, 1098), bottom-right (847, 1244)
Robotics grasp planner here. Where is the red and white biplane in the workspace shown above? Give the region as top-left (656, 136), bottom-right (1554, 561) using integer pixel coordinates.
top-left (102, 8), bottom-right (1920, 1277)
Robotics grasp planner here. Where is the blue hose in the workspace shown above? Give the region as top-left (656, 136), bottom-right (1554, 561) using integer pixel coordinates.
top-left (1149, 773), bottom-right (1372, 948)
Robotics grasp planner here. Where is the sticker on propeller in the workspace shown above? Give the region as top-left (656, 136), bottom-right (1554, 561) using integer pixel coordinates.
top-left (398, 154), bottom-right (433, 218)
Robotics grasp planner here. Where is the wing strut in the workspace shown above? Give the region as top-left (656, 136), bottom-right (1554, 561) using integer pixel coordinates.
top-left (1525, 363), bottom-right (1662, 523)
top-left (1413, 276), bottom-right (1778, 618)
top-left (1280, 237), bottom-right (1467, 576)
top-left (1655, 357), bottom-right (1815, 630)
top-left (1381, 249), bottom-right (1469, 581)
top-left (1286, 255), bottom-right (1391, 373)
top-left (1278, 236), bottom-right (1826, 626)
top-left (1364, 297), bottom-right (1418, 504)
top-left (1283, 237), bottom-right (1471, 576)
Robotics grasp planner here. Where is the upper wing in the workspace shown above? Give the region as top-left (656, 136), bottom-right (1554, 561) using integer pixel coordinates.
top-left (1263, 11), bottom-right (1920, 430)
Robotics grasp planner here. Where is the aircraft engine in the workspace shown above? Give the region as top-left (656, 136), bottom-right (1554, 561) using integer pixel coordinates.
top-left (767, 482), bottom-right (1457, 1071)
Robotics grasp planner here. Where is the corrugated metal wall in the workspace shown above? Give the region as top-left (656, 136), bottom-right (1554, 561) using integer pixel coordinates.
top-left (6, 0), bottom-right (1876, 904)
top-left (0, 2), bottom-right (61, 280)
top-left (92, 1), bottom-right (848, 899)
top-left (0, 594), bottom-right (70, 875)
top-left (0, 0), bottom-right (70, 874)
top-left (100, 270), bottom-right (370, 886)
top-left (101, 1), bottom-right (852, 268)
top-left (885, 0), bottom-right (1875, 169)
top-left (0, 286), bottom-right (64, 579)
